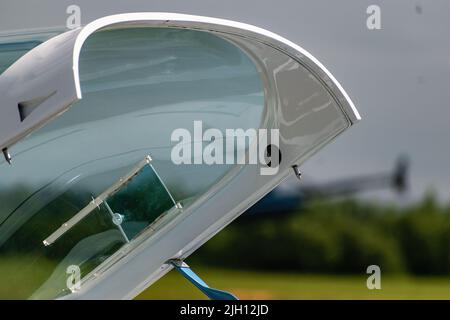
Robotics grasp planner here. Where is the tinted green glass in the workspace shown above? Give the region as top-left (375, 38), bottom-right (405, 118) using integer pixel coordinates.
top-left (106, 164), bottom-right (176, 239)
top-left (0, 185), bottom-right (125, 299)
top-left (0, 160), bottom-right (176, 299)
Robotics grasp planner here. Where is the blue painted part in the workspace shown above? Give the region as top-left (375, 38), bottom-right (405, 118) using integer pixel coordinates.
top-left (244, 189), bottom-right (304, 217)
top-left (171, 262), bottom-right (238, 300)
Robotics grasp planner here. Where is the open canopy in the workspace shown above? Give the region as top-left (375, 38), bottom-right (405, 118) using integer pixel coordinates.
top-left (0, 13), bottom-right (360, 299)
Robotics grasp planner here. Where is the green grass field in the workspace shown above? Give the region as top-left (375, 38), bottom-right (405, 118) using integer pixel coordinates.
top-left (136, 267), bottom-right (450, 300)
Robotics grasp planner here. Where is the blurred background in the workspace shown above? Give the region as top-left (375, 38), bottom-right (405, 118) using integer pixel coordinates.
top-left (3, 0), bottom-right (450, 299)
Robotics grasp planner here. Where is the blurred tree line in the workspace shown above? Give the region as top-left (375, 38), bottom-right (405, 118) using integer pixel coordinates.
top-left (192, 193), bottom-right (450, 275)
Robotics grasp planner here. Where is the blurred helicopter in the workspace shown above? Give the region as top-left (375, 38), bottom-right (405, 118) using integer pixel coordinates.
top-left (244, 156), bottom-right (409, 218)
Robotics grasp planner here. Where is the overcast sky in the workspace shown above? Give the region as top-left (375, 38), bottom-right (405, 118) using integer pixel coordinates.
top-left (1, 0), bottom-right (449, 202)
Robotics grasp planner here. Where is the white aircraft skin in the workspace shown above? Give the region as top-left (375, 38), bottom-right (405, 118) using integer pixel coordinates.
top-left (0, 13), bottom-right (360, 299)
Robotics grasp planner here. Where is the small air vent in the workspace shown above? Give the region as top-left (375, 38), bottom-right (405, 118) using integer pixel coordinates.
top-left (18, 91), bottom-right (56, 122)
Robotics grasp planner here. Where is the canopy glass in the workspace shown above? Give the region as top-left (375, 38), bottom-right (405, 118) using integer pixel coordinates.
top-left (0, 27), bottom-right (265, 299)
